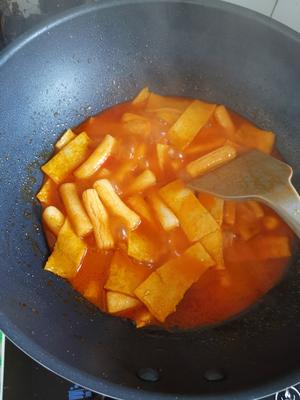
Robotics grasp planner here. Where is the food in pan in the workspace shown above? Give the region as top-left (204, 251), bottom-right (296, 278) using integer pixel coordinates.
top-left (37, 88), bottom-right (293, 329)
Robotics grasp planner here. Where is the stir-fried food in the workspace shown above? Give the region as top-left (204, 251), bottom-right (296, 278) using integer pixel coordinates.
top-left (37, 88), bottom-right (293, 329)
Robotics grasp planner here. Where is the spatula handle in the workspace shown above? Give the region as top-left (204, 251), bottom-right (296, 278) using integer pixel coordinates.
top-left (262, 180), bottom-right (300, 238)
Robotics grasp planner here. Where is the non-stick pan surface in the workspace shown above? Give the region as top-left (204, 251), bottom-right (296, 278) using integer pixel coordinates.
top-left (1, 1), bottom-right (300, 399)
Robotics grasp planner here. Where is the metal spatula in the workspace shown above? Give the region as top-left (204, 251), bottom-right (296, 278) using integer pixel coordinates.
top-left (187, 150), bottom-right (300, 238)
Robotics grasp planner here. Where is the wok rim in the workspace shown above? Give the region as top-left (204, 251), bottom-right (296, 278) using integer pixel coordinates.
top-left (1, 1), bottom-right (300, 398)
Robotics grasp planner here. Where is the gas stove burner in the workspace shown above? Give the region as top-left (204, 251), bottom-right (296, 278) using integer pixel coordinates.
top-left (1, 338), bottom-right (299, 400)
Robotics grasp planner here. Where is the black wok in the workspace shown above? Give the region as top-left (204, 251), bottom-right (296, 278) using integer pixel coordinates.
top-left (1, 1), bottom-right (300, 399)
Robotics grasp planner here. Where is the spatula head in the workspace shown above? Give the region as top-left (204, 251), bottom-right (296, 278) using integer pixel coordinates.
top-left (187, 150), bottom-right (293, 200)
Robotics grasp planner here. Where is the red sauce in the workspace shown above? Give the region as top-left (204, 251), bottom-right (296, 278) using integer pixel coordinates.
top-left (40, 91), bottom-right (294, 329)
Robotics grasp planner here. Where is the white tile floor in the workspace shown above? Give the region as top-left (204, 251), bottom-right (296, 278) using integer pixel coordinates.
top-left (273, 0), bottom-right (300, 33)
top-left (222, 0), bottom-right (300, 33)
